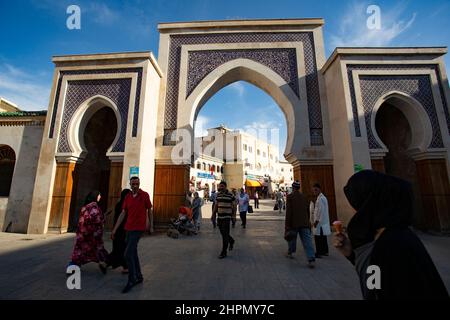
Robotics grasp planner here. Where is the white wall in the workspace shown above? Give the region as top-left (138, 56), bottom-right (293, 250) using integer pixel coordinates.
top-left (137, 59), bottom-right (162, 200)
top-left (0, 124), bottom-right (44, 232)
top-left (0, 198), bottom-right (7, 231)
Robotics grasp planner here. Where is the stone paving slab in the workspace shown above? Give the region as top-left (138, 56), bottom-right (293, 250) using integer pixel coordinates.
top-left (0, 201), bottom-right (449, 300)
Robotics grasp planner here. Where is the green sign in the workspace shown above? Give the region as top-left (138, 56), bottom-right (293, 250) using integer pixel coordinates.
top-left (354, 164), bottom-right (364, 172)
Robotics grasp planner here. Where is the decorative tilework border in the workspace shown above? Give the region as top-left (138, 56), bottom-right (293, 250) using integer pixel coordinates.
top-left (347, 64), bottom-right (450, 138)
top-left (359, 74), bottom-right (444, 149)
top-left (57, 78), bottom-right (132, 153)
top-left (48, 68), bottom-right (143, 141)
top-left (163, 32), bottom-right (323, 146)
top-left (186, 48), bottom-right (299, 98)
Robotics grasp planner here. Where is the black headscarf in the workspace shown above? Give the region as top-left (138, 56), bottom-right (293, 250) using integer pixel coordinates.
top-left (114, 189), bottom-right (131, 220)
top-left (84, 190), bottom-right (101, 206)
top-left (344, 170), bottom-right (413, 249)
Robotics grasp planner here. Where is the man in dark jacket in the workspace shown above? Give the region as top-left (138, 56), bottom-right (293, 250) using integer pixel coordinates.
top-left (285, 181), bottom-right (316, 268)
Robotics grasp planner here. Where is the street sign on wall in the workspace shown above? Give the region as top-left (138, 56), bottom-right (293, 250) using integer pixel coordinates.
top-left (197, 172), bottom-right (215, 179)
top-left (129, 166), bottom-right (139, 178)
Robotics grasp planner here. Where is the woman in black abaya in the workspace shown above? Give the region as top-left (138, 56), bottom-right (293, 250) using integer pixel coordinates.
top-left (106, 189), bottom-right (131, 273)
top-left (333, 170), bottom-right (448, 300)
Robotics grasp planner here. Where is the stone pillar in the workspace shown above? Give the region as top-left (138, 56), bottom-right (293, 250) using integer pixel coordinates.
top-left (105, 160), bottom-right (124, 230)
top-left (153, 164), bottom-right (190, 224)
top-left (293, 163), bottom-right (337, 223)
top-left (414, 158), bottom-right (450, 232)
top-left (48, 161), bottom-right (79, 233)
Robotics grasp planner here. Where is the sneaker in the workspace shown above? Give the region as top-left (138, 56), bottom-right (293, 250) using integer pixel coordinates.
top-left (136, 277), bottom-right (144, 284)
top-left (285, 252), bottom-right (294, 259)
top-left (218, 252), bottom-right (227, 259)
top-left (308, 260), bottom-right (315, 269)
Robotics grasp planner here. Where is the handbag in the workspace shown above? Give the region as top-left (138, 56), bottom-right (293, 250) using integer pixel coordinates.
top-left (247, 205), bottom-right (253, 213)
top-left (274, 203), bottom-right (279, 211)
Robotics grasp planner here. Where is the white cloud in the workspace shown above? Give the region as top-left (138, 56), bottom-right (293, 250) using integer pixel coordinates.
top-left (194, 115), bottom-right (210, 137)
top-left (330, 1), bottom-right (417, 48)
top-left (88, 3), bottom-right (120, 26)
top-left (228, 82), bottom-right (245, 97)
top-left (0, 63), bottom-right (51, 111)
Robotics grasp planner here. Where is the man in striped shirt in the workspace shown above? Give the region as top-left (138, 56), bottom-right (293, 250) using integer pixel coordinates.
top-left (213, 181), bottom-right (237, 259)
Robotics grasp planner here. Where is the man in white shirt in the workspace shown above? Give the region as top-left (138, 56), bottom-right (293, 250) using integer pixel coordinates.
top-left (254, 191), bottom-right (259, 209)
top-left (311, 183), bottom-right (331, 258)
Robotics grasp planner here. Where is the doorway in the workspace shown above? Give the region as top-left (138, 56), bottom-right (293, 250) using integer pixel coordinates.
top-left (68, 107), bottom-right (117, 231)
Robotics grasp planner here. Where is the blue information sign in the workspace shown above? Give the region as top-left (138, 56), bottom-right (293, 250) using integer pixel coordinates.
top-left (197, 172), bottom-right (214, 179)
top-left (129, 166), bottom-right (139, 178)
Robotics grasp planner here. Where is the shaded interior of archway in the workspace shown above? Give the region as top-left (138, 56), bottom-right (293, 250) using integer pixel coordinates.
top-left (0, 145), bottom-right (16, 197)
top-left (68, 107), bottom-right (117, 231)
top-left (375, 101), bottom-right (424, 227)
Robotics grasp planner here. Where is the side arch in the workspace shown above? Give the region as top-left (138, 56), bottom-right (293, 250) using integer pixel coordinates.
top-left (67, 95), bottom-right (122, 159)
top-left (371, 91), bottom-right (433, 153)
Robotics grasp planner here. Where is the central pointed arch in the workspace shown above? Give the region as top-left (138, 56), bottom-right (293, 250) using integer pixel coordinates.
top-left (177, 58), bottom-right (310, 159)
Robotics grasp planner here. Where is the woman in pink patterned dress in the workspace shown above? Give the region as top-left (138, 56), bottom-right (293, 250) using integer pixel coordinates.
top-left (68, 191), bottom-right (109, 274)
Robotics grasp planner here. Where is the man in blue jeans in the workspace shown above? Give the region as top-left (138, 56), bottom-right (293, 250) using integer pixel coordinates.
top-left (112, 176), bottom-right (152, 293)
top-left (285, 181), bottom-right (316, 268)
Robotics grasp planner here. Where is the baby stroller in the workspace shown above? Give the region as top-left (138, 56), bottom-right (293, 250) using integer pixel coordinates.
top-left (169, 206), bottom-right (198, 236)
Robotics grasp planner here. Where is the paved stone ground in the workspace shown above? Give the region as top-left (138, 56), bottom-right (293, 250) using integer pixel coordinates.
top-left (0, 200), bottom-right (449, 300)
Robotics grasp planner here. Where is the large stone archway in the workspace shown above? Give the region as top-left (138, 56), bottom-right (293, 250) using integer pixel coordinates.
top-left (179, 58), bottom-right (302, 158)
top-left (47, 96), bottom-right (120, 233)
top-left (372, 93), bottom-right (450, 231)
top-left (323, 47), bottom-right (450, 230)
top-left (27, 52), bottom-right (162, 234)
top-left (19, 20), bottom-right (449, 234)
top-left (153, 19), bottom-right (336, 224)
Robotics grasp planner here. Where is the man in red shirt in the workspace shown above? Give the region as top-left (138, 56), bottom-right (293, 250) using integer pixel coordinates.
top-left (112, 176), bottom-right (152, 293)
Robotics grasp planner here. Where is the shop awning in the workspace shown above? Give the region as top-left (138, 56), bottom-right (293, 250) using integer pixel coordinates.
top-left (245, 179), bottom-right (261, 187)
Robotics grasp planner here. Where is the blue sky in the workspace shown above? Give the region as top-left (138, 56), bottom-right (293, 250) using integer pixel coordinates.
top-left (1, 0), bottom-right (449, 158)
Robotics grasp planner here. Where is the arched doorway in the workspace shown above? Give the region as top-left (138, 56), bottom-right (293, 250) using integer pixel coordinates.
top-left (371, 92), bottom-right (445, 230)
top-left (68, 107), bottom-right (118, 231)
top-left (0, 145), bottom-right (16, 197)
top-left (154, 60), bottom-right (336, 223)
top-left (195, 79), bottom-right (289, 196)
top-left (179, 60), bottom-right (302, 158)
top-left (153, 21), bottom-right (336, 225)
top-left (375, 100), bottom-right (424, 227)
